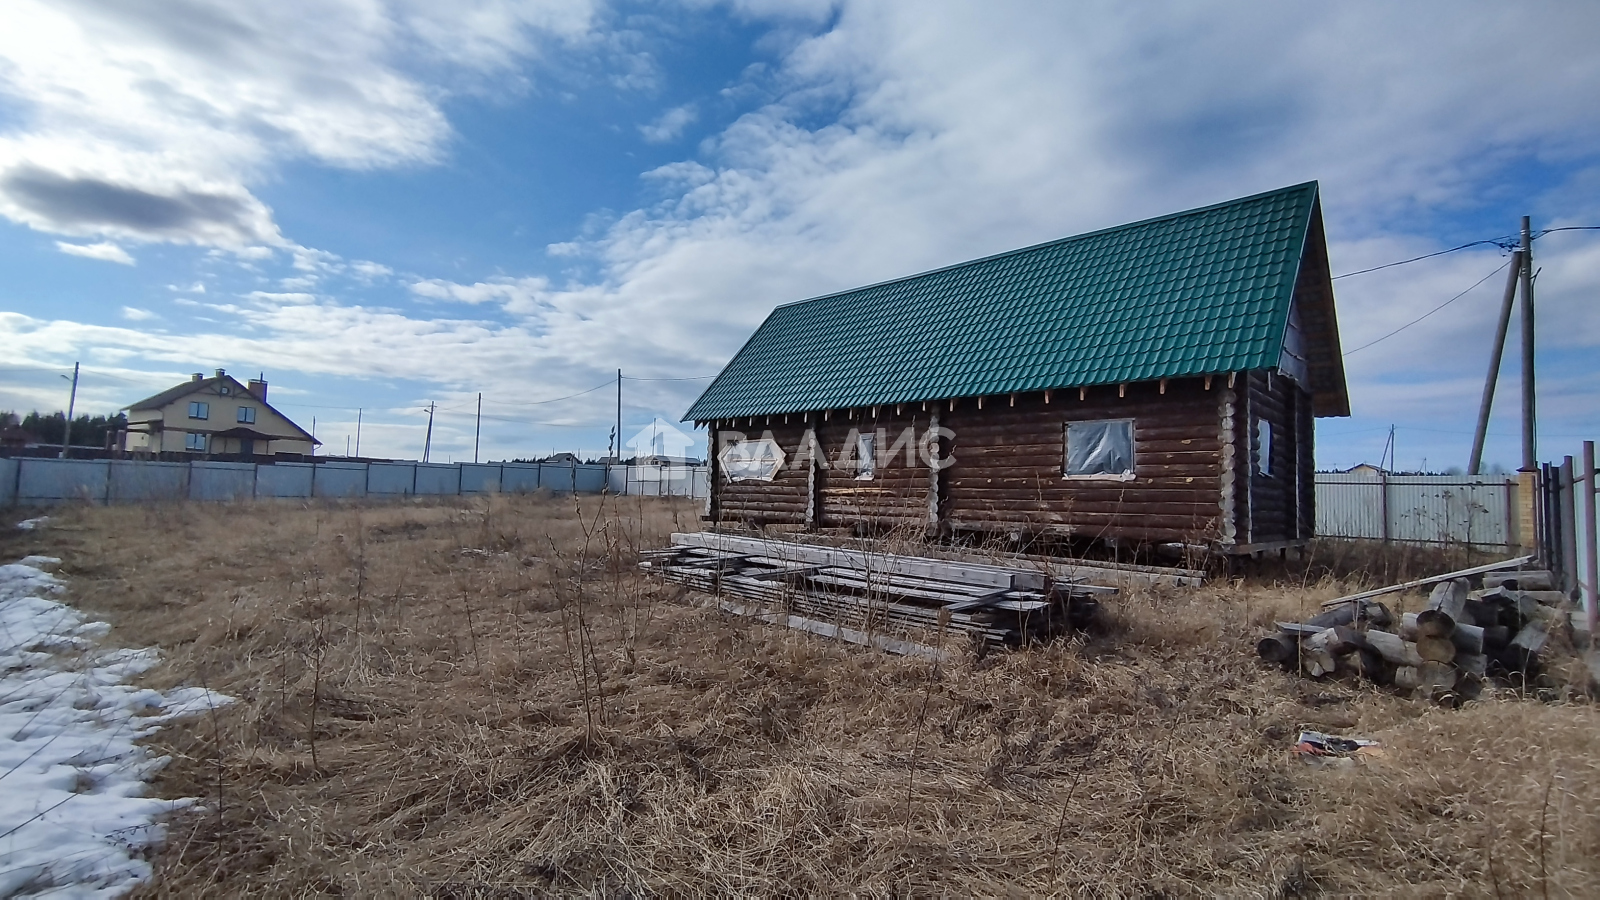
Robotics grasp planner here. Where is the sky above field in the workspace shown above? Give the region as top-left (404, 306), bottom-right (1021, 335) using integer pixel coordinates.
top-left (1, 0), bottom-right (1598, 470)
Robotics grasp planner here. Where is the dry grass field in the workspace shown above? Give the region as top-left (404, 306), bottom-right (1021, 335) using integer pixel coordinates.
top-left (4, 494), bottom-right (1599, 897)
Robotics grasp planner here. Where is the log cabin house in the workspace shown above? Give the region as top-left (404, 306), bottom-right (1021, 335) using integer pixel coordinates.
top-left (685, 182), bottom-right (1349, 554)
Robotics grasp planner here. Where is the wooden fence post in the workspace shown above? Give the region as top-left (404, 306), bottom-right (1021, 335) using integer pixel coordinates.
top-left (1583, 441), bottom-right (1597, 647)
top-left (1560, 456), bottom-right (1578, 595)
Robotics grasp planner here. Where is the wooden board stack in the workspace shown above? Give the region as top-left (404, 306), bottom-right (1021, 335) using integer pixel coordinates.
top-left (1257, 569), bottom-right (1569, 702)
top-left (642, 532), bottom-right (1110, 655)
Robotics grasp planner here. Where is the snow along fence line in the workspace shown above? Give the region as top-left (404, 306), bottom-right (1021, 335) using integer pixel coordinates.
top-left (0, 457), bottom-right (711, 507)
top-left (0, 552), bottom-right (234, 895)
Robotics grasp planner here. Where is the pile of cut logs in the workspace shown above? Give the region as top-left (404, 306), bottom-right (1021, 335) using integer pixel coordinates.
top-left (1258, 569), bottom-right (1566, 702)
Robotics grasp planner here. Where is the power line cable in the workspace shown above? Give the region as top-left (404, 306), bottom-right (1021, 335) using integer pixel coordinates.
top-left (1341, 259), bottom-right (1511, 357)
top-left (477, 381), bottom-right (614, 408)
top-left (1331, 224), bottom-right (1598, 280)
top-left (1332, 237), bottom-right (1515, 279)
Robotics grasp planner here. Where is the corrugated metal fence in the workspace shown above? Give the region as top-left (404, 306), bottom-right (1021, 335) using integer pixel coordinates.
top-left (1314, 473), bottom-right (1517, 549)
top-left (1, 457), bottom-right (710, 506)
top-left (0, 457), bottom-right (1516, 549)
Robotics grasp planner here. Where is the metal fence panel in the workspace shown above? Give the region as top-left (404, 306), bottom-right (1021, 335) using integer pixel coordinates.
top-left (574, 465), bottom-right (607, 494)
top-left (256, 463), bottom-right (314, 498)
top-left (501, 464), bottom-right (541, 493)
top-left (0, 458), bottom-right (18, 506)
top-left (314, 463), bottom-right (368, 498)
top-left (543, 465), bottom-right (577, 493)
top-left (618, 465), bottom-right (709, 498)
top-left (1315, 473), bottom-right (1513, 548)
top-left (5, 457), bottom-right (702, 507)
top-left (460, 464), bottom-right (502, 494)
top-left (19, 458), bottom-right (109, 503)
top-left (367, 463), bottom-right (416, 495)
top-left (190, 461), bottom-right (256, 501)
top-left (414, 464), bottom-right (461, 495)
top-left (109, 460), bottom-right (188, 503)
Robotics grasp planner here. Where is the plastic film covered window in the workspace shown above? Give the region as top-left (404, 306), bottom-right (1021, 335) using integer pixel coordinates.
top-left (1065, 420), bottom-right (1134, 477)
top-left (855, 432), bottom-right (876, 480)
top-left (719, 439), bottom-right (787, 482)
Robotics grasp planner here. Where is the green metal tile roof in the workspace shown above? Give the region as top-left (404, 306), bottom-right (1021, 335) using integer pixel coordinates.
top-left (686, 182), bottom-right (1323, 422)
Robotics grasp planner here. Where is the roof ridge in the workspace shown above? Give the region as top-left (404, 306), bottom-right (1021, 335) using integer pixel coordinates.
top-left (775, 181), bottom-right (1319, 311)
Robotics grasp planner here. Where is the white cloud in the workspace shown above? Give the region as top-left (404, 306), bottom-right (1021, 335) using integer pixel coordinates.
top-left (410, 276), bottom-right (551, 314)
top-left (639, 104), bottom-right (699, 143)
top-left (166, 282), bottom-right (206, 293)
top-left (54, 240), bottom-right (134, 265)
top-left (351, 260), bottom-right (394, 280)
top-left (244, 291), bottom-right (318, 306)
top-left (7, 1), bottom-right (1600, 467)
top-left (0, 1), bottom-right (600, 248)
top-left (120, 306), bottom-right (155, 321)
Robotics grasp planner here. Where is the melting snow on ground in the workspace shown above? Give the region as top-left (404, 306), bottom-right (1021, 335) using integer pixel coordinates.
top-left (0, 555), bottom-right (233, 897)
top-left (15, 517), bottom-right (48, 531)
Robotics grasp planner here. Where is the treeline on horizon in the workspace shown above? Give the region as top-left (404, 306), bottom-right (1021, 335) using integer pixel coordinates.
top-left (1, 410), bottom-right (128, 448)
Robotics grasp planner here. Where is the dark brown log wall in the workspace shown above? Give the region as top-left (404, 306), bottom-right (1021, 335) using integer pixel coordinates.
top-left (711, 420), bottom-right (812, 525)
top-left (940, 378), bottom-right (1224, 543)
top-left (709, 372), bottom-right (1314, 548)
top-left (1232, 370), bottom-right (1315, 544)
top-left (813, 409), bottom-right (934, 528)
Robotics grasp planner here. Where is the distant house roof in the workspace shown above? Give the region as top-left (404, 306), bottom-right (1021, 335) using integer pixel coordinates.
top-left (1341, 463), bottom-right (1389, 476)
top-left (686, 181), bottom-right (1348, 422)
top-left (125, 374), bottom-right (320, 444)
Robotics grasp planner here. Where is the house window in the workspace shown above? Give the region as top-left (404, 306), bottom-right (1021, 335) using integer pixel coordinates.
top-left (719, 438), bottom-right (786, 482)
top-left (1064, 419), bottom-right (1135, 479)
top-left (185, 432), bottom-right (207, 452)
top-left (219, 384), bottom-right (230, 395)
top-left (188, 401), bottom-right (209, 419)
top-left (237, 406), bottom-right (256, 424)
top-left (854, 432), bottom-right (876, 481)
top-left (1255, 418), bottom-right (1272, 476)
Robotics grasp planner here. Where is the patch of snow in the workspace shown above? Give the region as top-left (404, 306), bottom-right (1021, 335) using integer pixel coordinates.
top-left (16, 516), bottom-right (49, 531)
top-left (0, 557), bottom-right (234, 896)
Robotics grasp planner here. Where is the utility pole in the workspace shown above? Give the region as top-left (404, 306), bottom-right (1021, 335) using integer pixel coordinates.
top-left (474, 392), bottom-right (482, 464)
top-left (354, 408), bottom-right (362, 458)
top-left (1519, 216), bottom-right (1536, 471)
top-left (1468, 250), bottom-right (1523, 474)
top-left (59, 362), bottom-right (79, 459)
top-left (311, 417), bottom-right (317, 457)
top-left (423, 402), bottom-right (435, 462)
top-left (616, 368), bottom-right (623, 463)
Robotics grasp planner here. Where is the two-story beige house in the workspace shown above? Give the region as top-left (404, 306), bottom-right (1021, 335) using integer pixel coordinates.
top-left (122, 369), bottom-right (319, 457)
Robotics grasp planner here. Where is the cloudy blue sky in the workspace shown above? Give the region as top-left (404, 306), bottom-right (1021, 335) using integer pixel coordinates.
top-left (1, 0), bottom-right (1597, 469)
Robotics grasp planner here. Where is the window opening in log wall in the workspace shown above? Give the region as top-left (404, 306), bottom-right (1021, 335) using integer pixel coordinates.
top-left (1064, 419), bottom-right (1134, 479)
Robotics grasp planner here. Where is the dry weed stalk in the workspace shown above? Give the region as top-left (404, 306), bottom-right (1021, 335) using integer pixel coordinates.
top-left (3, 496), bottom-right (1596, 897)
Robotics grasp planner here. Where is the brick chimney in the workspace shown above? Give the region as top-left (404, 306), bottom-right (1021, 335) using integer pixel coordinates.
top-left (248, 374), bottom-right (267, 400)
top-left (191, 372), bottom-right (203, 382)
top-left (215, 368), bottom-right (226, 378)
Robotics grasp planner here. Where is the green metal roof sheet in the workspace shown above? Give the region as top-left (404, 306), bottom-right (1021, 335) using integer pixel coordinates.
top-left (686, 182), bottom-right (1325, 422)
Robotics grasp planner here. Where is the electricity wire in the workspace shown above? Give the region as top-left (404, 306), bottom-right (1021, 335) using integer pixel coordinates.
top-left (1341, 259), bottom-right (1511, 357)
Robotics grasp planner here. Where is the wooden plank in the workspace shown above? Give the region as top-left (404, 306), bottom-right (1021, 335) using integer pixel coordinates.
top-left (1318, 556), bottom-right (1538, 609)
top-left (717, 600), bottom-right (953, 661)
top-left (672, 532), bottom-right (1045, 591)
